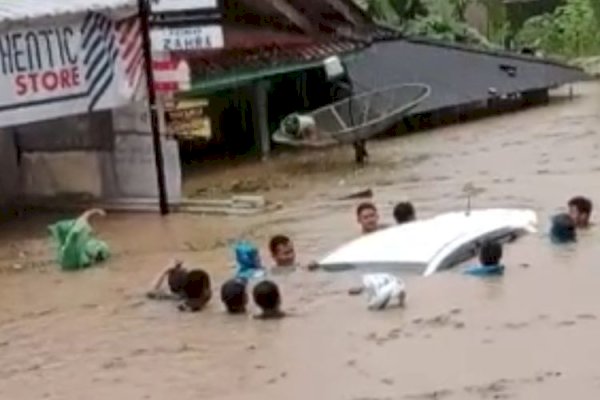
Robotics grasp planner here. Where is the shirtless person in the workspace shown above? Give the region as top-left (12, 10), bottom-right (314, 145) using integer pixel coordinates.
top-left (356, 202), bottom-right (385, 235)
top-left (147, 260), bottom-right (212, 312)
top-left (269, 235), bottom-right (319, 272)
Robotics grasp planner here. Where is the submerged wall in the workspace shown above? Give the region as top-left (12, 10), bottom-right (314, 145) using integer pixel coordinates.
top-left (13, 103), bottom-right (182, 205)
top-left (0, 130), bottom-right (19, 211)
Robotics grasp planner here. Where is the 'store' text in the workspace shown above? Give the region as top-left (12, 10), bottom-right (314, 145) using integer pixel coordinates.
top-left (0, 27), bottom-right (82, 96)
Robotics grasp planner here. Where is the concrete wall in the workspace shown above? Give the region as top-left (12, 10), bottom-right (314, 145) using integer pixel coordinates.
top-left (0, 130), bottom-right (19, 209)
top-left (110, 134), bottom-right (182, 202)
top-left (110, 102), bottom-right (182, 202)
top-left (15, 104), bottom-right (182, 204)
top-left (16, 112), bottom-right (114, 201)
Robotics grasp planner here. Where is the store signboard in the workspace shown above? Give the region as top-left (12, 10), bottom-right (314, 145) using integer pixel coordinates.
top-left (164, 98), bottom-right (211, 139)
top-left (150, 0), bottom-right (218, 13)
top-left (0, 12), bottom-right (144, 128)
top-left (150, 25), bottom-right (224, 51)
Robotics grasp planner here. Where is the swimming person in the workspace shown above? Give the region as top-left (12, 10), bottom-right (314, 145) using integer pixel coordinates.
top-left (147, 260), bottom-right (212, 312)
top-left (356, 202), bottom-right (385, 235)
top-left (179, 269), bottom-right (212, 312)
top-left (268, 234), bottom-right (320, 272)
top-left (568, 196), bottom-right (592, 228)
top-left (550, 213), bottom-right (577, 244)
top-left (393, 202), bottom-right (416, 224)
top-left (464, 241), bottom-right (505, 276)
top-left (253, 280), bottom-right (286, 319)
top-left (220, 278), bottom-right (248, 314)
top-left (269, 235), bottom-right (297, 269)
top-left (234, 241), bottom-right (266, 282)
top-left (147, 260), bottom-right (189, 300)
top-left (349, 273), bottom-right (406, 310)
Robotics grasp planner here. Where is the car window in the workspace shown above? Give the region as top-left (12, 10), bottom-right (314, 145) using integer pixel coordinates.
top-left (320, 261), bottom-right (427, 277)
top-left (436, 227), bottom-right (523, 272)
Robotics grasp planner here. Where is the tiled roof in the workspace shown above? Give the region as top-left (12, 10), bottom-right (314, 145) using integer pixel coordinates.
top-left (174, 0), bottom-right (377, 83)
top-left (178, 27), bottom-right (364, 80)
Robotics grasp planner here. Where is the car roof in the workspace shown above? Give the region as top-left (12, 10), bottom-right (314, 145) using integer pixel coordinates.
top-left (319, 209), bottom-right (537, 275)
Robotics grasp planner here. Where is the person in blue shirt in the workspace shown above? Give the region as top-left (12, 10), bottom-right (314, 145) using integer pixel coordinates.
top-left (550, 213), bottom-right (577, 244)
top-left (464, 241), bottom-right (505, 277)
top-left (233, 241), bottom-right (266, 282)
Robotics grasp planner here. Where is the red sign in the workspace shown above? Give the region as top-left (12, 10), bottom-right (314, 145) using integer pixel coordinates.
top-left (152, 58), bottom-right (190, 93)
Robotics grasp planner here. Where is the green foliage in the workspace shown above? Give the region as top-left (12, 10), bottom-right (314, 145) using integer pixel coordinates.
top-left (363, 0), bottom-right (494, 48)
top-left (515, 0), bottom-right (600, 58)
top-left (478, 0), bottom-right (509, 44)
top-left (589, 0), bottom-right (600, 23)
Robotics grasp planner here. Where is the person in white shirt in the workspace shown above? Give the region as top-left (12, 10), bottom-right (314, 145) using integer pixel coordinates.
top-left (349, 273), bottom-right (406, 310)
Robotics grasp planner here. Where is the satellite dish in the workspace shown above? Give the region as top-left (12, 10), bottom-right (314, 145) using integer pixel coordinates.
top-left (273, 83), bottom-right (431, 147)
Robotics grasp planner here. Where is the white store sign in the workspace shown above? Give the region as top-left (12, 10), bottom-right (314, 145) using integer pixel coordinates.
top-left (150, 25), bottom-right (224, 51)
top-left (0, 11), bottom-right (145, 128)
top-left (150, 0), bottom-right (218, 13)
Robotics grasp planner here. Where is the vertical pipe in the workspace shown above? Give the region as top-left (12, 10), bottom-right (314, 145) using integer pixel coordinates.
top-left (137, 0), bottom-right (169, 215)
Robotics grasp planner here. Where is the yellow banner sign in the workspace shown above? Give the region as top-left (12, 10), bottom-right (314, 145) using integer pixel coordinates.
top-left (164, 99), bottom-right (211, 139)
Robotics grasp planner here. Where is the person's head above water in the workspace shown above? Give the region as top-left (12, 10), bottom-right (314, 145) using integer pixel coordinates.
top-left (393, 202), bottom-right (416, 224)
top-left (167, 261), bottom-right (188, 295)
top-left (220, 279), bottom-right (248, 314)
top-left (568, 196), bottom-right (592, 228)
top-left (479, 241), bottom-right (503, 266)
top-left (181, 269), bottom-right (212, 312)
top-left (550, 213), bottom-right (577, 244)
top-left (356, 202), bottom-right (380, 234)
top-left (252, 280), bottom-right (282, 317)
top-left (269, 235), bottom-right (296, 268)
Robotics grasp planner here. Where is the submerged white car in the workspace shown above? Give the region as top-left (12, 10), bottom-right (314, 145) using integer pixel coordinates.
top-left (319, 208), bottom-right (538, 276)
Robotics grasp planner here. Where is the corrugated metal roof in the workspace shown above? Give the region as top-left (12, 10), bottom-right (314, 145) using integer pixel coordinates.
top-left (347, 39), bottom-right (588, 115)
top-left (0, 0), bottom-right (136, 23)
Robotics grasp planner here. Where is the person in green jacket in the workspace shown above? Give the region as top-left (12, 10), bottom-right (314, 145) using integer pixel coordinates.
top-left (48, 209), bottom-right (110, 271)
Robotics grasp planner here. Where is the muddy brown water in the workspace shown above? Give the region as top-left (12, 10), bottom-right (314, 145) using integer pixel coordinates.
top-left (1, 83), bottom-right (600, 400)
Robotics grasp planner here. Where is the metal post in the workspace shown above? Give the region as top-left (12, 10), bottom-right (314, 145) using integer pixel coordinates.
top-left (138, 0), bottom-right (169, 215)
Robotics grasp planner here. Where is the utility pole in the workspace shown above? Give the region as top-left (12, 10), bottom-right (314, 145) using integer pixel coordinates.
top-left (138, 0), bottom-right (169, 215)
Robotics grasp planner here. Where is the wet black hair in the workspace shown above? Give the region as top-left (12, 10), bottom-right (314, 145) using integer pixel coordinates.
top-left (269, 235), bottom-right (292, 255)
top-left (167, 264), bottom-right (188, 295)
top-left (393, 202), bottom-right (416, 224)
top-left (252, 280), bottom-right (281, 311)
top-left (356, 201), bottom-right (377, 217)
top-left (551, 213), bottom-right (576, 243)
top-left (568, 196), bottom-right (593, 215)
top-left (221, 279), bottom-right (248, 314)
top-left (181, 269), bottom-right (211, 312)
top-left (479, 241), bottom-right (503, 266)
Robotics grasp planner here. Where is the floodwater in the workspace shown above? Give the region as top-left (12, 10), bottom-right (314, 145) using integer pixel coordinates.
top-left (1, 82), bottom-right (600, 400)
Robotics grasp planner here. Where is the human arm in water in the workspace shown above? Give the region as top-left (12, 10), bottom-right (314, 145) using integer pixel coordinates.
top-left (146, 260), bottom-right (184, 300)
top-left (348, 286), bottom-right (365, 295)
top-left (76, 208), bottom-right (106, 223)
top-left (306, 261), bottom-right (321, 271)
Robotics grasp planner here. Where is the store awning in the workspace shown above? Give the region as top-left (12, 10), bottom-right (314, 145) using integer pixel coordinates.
top-left (179, 27), bottom-right (364, 95)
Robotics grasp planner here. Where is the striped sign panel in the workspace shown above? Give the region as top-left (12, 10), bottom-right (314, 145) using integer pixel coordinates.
top-left (81, 12), bottom-right (144, 110)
